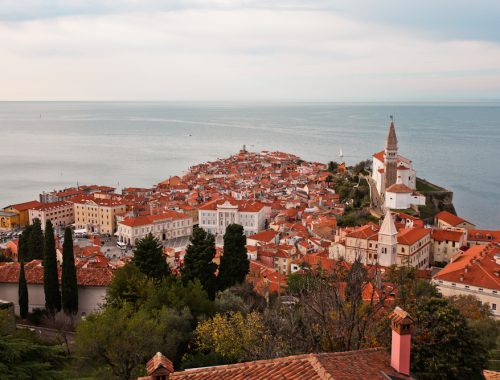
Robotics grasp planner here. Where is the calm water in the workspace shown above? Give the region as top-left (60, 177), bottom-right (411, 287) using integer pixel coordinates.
top-left (0, 101), bottom-right (499, 229)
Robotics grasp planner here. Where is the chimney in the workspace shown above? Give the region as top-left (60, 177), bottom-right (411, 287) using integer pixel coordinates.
top-left (145, 352), bottom-right (174, 380)
top-left (389, 307), bottom-right (414, 376)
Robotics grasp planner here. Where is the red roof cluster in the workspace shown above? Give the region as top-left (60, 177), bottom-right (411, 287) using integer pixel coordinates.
top-left (0, 260), bottom-right (114, 287)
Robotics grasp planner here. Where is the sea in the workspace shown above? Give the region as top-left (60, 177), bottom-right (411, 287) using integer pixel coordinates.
top-left (0, 101), bottom-right (499, 229)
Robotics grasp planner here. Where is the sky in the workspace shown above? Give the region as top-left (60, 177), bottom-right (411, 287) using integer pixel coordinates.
top-left (1, 0), bottom-right (500, 101)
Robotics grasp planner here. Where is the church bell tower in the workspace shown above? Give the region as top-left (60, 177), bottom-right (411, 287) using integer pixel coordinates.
top-left (377, 211), bottom-right (398, 267)
top-left (384, 116), bottom-right (398, 191)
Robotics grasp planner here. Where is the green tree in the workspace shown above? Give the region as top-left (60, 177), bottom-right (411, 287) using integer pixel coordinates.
top-left (327, 161), bottom-right (338, 173)
top-left (28, 219), bottom-right (44, 261)
top-left (43, 220), bottom-right (61, 314)
top-left (133, 233), bottom-right (170, 280)
top-left (105, 263), bottom-right (152, 308)
top-left (105, 263), bottom-right (214, 318)
top-left (18, 225), bottom-right (32, 262)
top-left (181, 227), bottom-right (217, 300)
top-left (61, 227), bottom-right (78, 315)
top-left (144, 278), bottom-right (215, 318)
top-left (193, 311), bottom-right (268, 363)
top-left (411, 297), bottom-right (488, 380)
top-left (218, 224), bottom-right (249, 291)
top-left (0, 323), bottom-right (66, 380)
top-left (76, 304), bottom-right (193, 379)
top-left (18, 261), bottom-right (29, 319)
top-left (448, 294), bottom-right (492, 320)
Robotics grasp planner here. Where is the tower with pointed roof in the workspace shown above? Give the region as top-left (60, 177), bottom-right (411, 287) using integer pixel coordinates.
top-left (377, 211), bottom-right (398, 266)
top-left (383, 117), bottom-right (398, 193)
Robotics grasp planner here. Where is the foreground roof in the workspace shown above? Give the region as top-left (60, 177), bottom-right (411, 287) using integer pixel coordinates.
top-left (166, 348), bottom-right (409, 380)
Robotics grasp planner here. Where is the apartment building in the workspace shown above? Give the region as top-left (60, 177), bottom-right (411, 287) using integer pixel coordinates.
top-left (117, 211), bottom-right (193, 246)
top-left (198, 198), bottom-right (269, 236)
top-left (28, 201), bottom-right (74, 231)
top-left (73, 196), bottom-right (126, 235)
top-left (432, 244), bottom-right (500, 319)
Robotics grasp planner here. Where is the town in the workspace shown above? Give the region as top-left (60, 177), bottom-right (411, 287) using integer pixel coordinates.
top-left (1, 119), bottom-right (499, 379)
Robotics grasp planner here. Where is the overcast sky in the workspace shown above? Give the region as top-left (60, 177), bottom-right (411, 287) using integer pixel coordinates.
top-left (1, 0), bottom-right (500, 101)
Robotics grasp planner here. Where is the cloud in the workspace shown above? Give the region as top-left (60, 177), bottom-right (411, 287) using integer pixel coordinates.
top-left (0, 2), bottom-right (499, 100)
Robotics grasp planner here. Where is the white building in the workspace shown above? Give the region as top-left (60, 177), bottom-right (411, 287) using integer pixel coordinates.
top-left (117, 211), bottom-right (193, 246)
top-left (198, 198), bottom-right (269, 236)
top-left (0, 261), bottom-right (112, 317)
top-left (385, 184), bottom-right (426, 210)
top-left (28, 201), bottom-right (74, 231)
top-left (432, 244), bottom-right (500, 319)
top-left (333, 212), bottom-right (430, 269)
top-left (372, 119), bottom-right (425, 210)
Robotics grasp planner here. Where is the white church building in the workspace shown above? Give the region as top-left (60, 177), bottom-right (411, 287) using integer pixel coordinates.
top-left (372, 118), bottom-right (425, 210)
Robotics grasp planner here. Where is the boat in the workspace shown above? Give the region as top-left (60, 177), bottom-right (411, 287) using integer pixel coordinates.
top-left (338, 147), bottom-right (343, 159)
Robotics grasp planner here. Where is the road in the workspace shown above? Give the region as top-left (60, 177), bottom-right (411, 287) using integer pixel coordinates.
top-left (362, 173), bottom-right (384, 217)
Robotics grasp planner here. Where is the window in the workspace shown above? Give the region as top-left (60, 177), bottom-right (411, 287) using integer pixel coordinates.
top-left (493, 304), bottom-right (497, 311)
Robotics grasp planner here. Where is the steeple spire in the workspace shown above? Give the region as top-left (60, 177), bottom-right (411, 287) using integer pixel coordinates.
top-left (386, 115), bottom-right (398, 151)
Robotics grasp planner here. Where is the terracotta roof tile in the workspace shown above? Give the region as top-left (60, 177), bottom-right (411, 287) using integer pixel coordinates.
top-left (433, 244), bottom-right (500, 290)
top-left (431, 229), bottom-right (464, 242)
top-left (435, 211), bottom-right (469, 227)
top-left (5, 200), bottom-right (42, 211)
top-left (168, 348), bottom-right (409, 380)
top-left (0, 261), bottom-right (113, 287)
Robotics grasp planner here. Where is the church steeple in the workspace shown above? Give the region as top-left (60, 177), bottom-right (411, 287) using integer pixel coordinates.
top-left (386, 115), bottom-right (398, 151)
top-left (383, 116), bottom-right (398, 191)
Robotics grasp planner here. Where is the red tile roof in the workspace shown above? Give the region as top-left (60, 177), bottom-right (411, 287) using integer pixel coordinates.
top-left (385, 183), bottom-right (413, 194)
top-left (397, 228), bottom-right (430, 246)
top-left (0, 261), bottom-right (113, 287)
top-left (431, 229), bottom-right (464, 242)
top-left (119, 211), bottom-right (188, 227)
top-left (199, 197), bottom-right (265, 213)
top-left (433, 244), bottom-right (500, 290)
top-left (346, 224), bottom-right (379, 240)
top-left (6, 200), bottom-right (42, 212)
top-left (31, 201), bottom-right (72, 211)
top-left (146, 352), bottom-right (174, 375)
top-left (435, 211), bottom-right (469, 227)
top-left (168, 348), bottom-right (409, 380)
top-left (373, 150), bottom-right (385, 162)
top-left (247, 230), bottom-right (278, 243)
top-left (484, 370), bottom-right (500, 380)
top-left (468, 229), bottom-right (500, 244)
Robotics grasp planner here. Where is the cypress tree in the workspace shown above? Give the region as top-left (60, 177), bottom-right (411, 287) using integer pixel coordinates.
top-left (43, 220), bottom-right (61, 314)
top-left (181, 227), bottom-right (218, 300)
top-left (61, 227), bottom-right (78, 315)
top-left (28, 219), bottom-right (44, 261)
top-left (18, 261), bottom-right (29, 319)
top-left (218, 224), bottom-right (249, 291)
top-left (18, 225), bottom-right (32, 262)
top-left (133, 233), bottom-right (170, 280)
